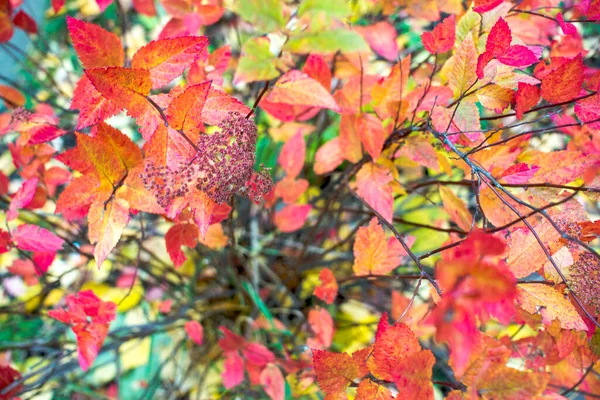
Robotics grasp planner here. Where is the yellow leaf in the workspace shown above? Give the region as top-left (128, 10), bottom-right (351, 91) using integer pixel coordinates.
top-left (446, 32), bottom-right (477, 100)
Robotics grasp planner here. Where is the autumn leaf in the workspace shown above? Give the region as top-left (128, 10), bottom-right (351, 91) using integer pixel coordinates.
top-left (516, 284), bottom-right (587, 330)
top-left (439, 186), bottom-right (473, 231)
top-left (260, 364), bottom-right (285, 400)
top-left (11, 224), bottom-right (64, 253)
top-left (355, 379), bottom-right (393, 400)
top-left (131, 36), bottom-right (208, 89)
top-left (266, 70), bottom-right (341, 112)
top-left (447, 32), bottom-right (477, 100)
top-left (67, 17), bottom-right (124, 69)
top-left (353, 217), bottom-right (407, 276)
top-left (85, 67), bottom-right (161, 138)
top-left (48, 290), bottom-right (116, 371)
top-left (184, 320), bottom-right (204, 345)
top-left (313, 268), bottom-right (338, 304)
top-left (274, 204), bottom-right (311, 233)
top-left (421, 15), bottom-right (455, 54)
top-left (88, 198), bottom-right (130, 267)
top-left (540, 54), bottom-right (584, 104)
top-left (278, 130), bottom-right (305, 179)
top-left (353, 162), bottom-right (394, 223)
top-left (514, 82), bottom-right (540, 119)
top-left (165, 81), bottom-right (211, 136)
top-left (312, 349), bottom-right (359, 398)
top-left (165, 223), bottom-right (199, 267)
top-left (357, 21), bottom-right (399, 61)
top-left (314, 137), bottom-right (344, 175)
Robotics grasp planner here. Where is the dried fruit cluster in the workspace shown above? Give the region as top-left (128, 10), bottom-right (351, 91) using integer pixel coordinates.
top-left (142, 112), bottom-right (272, 206)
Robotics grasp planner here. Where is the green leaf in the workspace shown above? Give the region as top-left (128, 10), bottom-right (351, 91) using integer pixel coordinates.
top-left (234, 0), bottom-right (286, 33)
top-left (298, 0), bottom-right (352, 20)
top-left (234, 37), bottom-right (281, 84)
top-left (286, 29), bottom-right (369, 54)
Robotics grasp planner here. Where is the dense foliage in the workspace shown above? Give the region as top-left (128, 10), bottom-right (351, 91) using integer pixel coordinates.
top-left (0, 0), bottom-right (600, 399)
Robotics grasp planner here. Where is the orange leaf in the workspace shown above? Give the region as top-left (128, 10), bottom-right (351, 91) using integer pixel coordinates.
top-left (266, 70), bottom-right (341, 112)
top-left (353, 217), bottom-right (395, 276)
top-left (71, 75), bottom-right (121, 129)
top-left (67, 17), bottom-right (124, 68)
top-left (439, 186), bottom-right (473, 231)
top-left (165, 81), bottom-right (211, 135)
top-left (541, 54), bottom-right (583, 104)
top-left (357, 113), bottom-right (386, 160)
top-left (313, 268), bottom-right (338, 304)
top-left (307, 307), bottom-right (334, 349)
top-left (202, 87), bottom-right (251, 125)
top-left (131, 36), bottom-right (209, 89)
top-left (85, 67), bottom-right (161, 139)
top-left (312, 349), bottom-right (359, 398)
top-left (516, 284), bottom-right (587, 330)
top-left (88, 198), bottom-right (130, 267)
top-left (355, 379), bottom-right (393, 400)
top-left (339, 114), bottom-right (363, 163)
top-left (275, 177), bottom-right (308, 204)
top-left (314, 137), bottom-right (344, 175)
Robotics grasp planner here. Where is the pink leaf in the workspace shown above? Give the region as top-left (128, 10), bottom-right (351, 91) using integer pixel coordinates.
top-left (7, 178), bottom-right (38, 220)
top-left (184, 320), bottom-right (204, 345)
top-left (12, 224), bottom-right (64, 252)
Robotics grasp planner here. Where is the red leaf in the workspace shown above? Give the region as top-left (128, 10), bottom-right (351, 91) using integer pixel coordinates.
top-left (312, 349), bottom-right (359, 397)
top-left (313, 268), bottom-right (338, 304)
top-left (421, 15), bottom-right (455, 54)
top-left (274, 204), bottom-right (311, 233)
top-left (131, 36), bottom-right (209, 89)
top-left (278, 130), bottom-right (305, 179)
top-left (132, 0), bottom-right (157, 16)
top-left (0, 365), bottom-right (22, 400)
top-left (514, 82), bottom-right (540, 119)
top-left (541, 53), bottom-right (584, 104)
top-left (71, 75), bottom-right (121, 129)
top-left (51, 0), bottom-right (65, 12)
top-left (302, 54), bottom-right (331, 91)
top-left (473, 0), bottom-right (503, 13)
top-left (486, 18), bottom-right (511, 58)
top-left (184, 320), bottom-right (204, 345)
top-left (260, 364), bottom-right (285, 400)
top-left (48, 290), bottom-right (116, 371)
top-left (266, 70), bottom-right (341, 112)
top-left (12, 224), bottom-right (64, 252)
top-left (67, 17), bottom-right (124, 68)
top-left (12, 10), bottom-right (37, 34)
top-left (0, 230), bottom-right (10, 254)
top-left (165, 223), bottom-right (199, 267)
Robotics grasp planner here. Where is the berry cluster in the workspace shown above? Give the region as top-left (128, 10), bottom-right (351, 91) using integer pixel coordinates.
top-left (569, 251), bottom-right (600, 313)
top-left (142, 112), bottom-right (272, 207)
